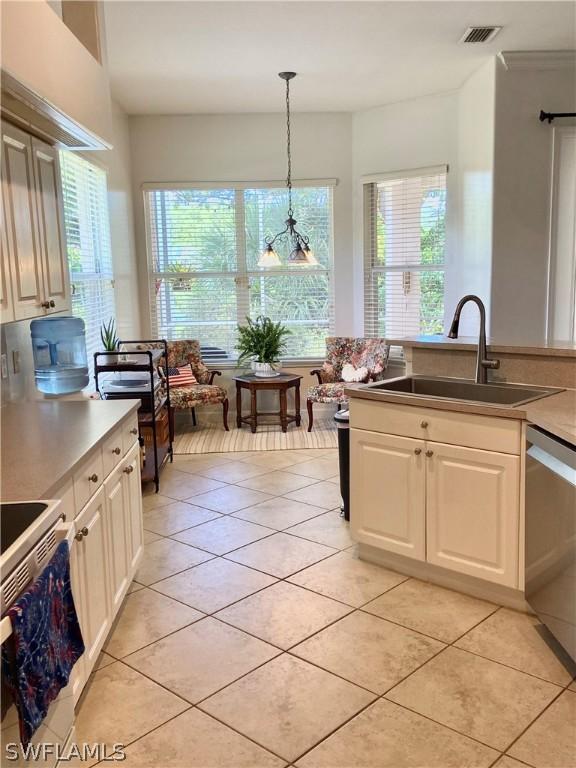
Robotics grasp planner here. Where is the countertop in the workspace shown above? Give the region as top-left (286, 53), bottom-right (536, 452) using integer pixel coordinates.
top-left (346, 384), bottom-right (576, 447)
top-left (1, 400), bottom-right (140, 502)
top-left (386, 335), bottom-right (576, 358)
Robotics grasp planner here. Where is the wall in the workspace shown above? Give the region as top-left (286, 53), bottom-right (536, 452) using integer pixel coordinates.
top-left (352, 91), bottom-right (459, 334)
top-left (491, 56), bottom-right (576, 339)
top-left (453, 59), bottom-right (495, 335)
top-left (1, 0), bottom-right (112, 146)
top-left (128, 112), bottom-right (353, 341)
top-left (94, 101), bottom-right (141, 340)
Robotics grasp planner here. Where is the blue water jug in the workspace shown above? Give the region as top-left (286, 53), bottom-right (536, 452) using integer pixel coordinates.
top-left (30, 316), bottom-right (89, 394)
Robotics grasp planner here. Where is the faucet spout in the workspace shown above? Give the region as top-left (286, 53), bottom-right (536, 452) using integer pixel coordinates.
top-left (447, 295), bottom-right (499, 384)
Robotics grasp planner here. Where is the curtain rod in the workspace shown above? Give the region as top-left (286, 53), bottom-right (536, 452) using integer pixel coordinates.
top-left (539, 110), bottom-right (576, 124)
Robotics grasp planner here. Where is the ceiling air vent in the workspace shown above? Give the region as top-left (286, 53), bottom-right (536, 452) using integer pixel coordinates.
top-left (459, 26), bottom-right (502, 44)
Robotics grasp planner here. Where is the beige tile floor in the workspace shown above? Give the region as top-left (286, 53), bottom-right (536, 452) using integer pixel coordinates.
top-left (75, 448), bottom-right (576, 768)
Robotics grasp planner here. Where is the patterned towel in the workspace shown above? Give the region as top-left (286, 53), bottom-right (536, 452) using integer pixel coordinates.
top-left (1, 540), bottom-right (84, 746)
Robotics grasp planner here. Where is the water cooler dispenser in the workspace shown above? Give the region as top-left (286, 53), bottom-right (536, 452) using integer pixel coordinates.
top-left (30, 317), bottom-right (89, 395)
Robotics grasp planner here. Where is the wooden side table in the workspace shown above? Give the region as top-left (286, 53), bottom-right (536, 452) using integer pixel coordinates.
top-left (234, 373), bottom-right (303, 433)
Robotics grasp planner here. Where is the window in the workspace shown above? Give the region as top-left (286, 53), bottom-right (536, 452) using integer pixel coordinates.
top-left (144, 184), bottom-right (334, 361)
top-left (60, 152), bottom-right (115, 377)
top-left (363, 166), bottom-right (447, 342)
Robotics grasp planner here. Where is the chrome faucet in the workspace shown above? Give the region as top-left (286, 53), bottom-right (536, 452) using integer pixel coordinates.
top-left (448, 295), bottom-right (500, 384)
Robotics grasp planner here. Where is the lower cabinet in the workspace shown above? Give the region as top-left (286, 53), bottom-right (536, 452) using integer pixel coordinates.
top-left (351, 427), bottom-right (521, 588)
top-left (351, 430), bottom-right (425, 560)
top-left (69, 439), bottom-right (143, 702)
top-left (72, 486), bottom-right (111, 676)
top-left (426, 442), bottom-right (520, 586)
top-left (124, 443), bottom-right (144, 574)
top-left (103, 466), bottom-right (130, 617)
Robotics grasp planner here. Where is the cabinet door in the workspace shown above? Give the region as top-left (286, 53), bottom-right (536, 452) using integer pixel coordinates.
top-left (1, 123), bottom-right (44, 319)
top-left (31, 138), bottom-right (70, 314)
top-left (426, 442), bottom-right (520, 587)
top-left (68, 538), bottom-right (87, 704)
top-left (0, 193), bottom-right (14, 322)
top-left (350, 428), bottom-right (426, 560)
top-left (104, 466), bottom-right (130, 615)
top-left (124, 443), bottom-right (144, 576)
top-left (73, 486), bottom-right (112, 675)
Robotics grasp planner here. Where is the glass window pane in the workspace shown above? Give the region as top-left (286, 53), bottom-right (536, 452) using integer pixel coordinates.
top-left (249, 273), bottom-right (331, 358)
top-left (245, 187), bottom-right (332, 270)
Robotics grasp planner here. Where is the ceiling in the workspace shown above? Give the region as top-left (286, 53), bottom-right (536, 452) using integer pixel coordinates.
top-left (103, 1), bottom-right (576, 114)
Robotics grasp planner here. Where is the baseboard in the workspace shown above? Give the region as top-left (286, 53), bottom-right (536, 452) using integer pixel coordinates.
top-left (357, 543), bottom-right (530, 612)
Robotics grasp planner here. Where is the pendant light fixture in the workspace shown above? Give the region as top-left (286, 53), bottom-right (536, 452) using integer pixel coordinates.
top-left (259, 72), bottom-right (317, 267)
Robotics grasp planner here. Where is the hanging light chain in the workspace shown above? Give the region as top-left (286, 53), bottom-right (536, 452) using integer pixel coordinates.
top-left (259, 71), bottom-right (314, 266)
top-left (285, 75), bottom-right (292, 215)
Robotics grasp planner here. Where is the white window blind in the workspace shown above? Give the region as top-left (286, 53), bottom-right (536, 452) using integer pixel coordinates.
top-left (363, 168), bottom-right (447, 342)
top-left (145, 185), bottom-right (334, 360)
top-left (60, 152), bottom-right (115, 378)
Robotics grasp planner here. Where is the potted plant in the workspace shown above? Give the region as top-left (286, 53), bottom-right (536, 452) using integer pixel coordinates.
top-left (237, 315), bottom-right (291, 377)
top-left (100, 318), bottom-right (119, 364)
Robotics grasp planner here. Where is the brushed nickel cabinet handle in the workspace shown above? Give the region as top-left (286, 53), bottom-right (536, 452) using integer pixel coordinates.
top-left (123, 465), bottom-right (134, 474)
top-left (88, 473), bottom-right (98, 483)
top-left (112, 447), bottom-right (121, 455)
top-left (414, 448), bottom-right (422, 455)
top-left (75, 526), bottom-right (89, 541)
top-left (130, 428), bottom-right (138, 435)
top-left (420, 421), bottom-right (429, 428)
top-left (425, 450), bottom-right (434, 458)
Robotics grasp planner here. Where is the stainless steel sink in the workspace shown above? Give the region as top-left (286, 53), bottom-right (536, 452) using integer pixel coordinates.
top-left (363, 376), bottom-right (561, 407)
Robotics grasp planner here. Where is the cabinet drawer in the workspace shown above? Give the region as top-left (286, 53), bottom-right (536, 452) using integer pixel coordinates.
top-left (102, 427), bottom-right (124, 476)
top-left (73, 448), bottom-right (104, 510)
top-left (350, 399), bottom-right (522, 455)
top-left (122, 413), bottom-right (140, 455)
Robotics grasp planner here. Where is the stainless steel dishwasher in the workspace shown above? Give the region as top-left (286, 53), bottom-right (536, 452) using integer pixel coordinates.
top-left (525, 425), bottom-right (576, 662)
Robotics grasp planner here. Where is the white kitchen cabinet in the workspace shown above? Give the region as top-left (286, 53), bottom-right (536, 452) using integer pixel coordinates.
top-left (351, 429), bottom-right (426, 560)
top-left (103, 466), bottom-right (130, 616)
top-left (426, 442), bottom-right (520, 587)
top-left (124, 443), bottom-right (144, 574)
top-left (72, 486), bottom-right (112, 678)
top-left (0, 194), bottom-right (14, 323)
top-left (1, 122), bottom-right (45, 320)
top-left (31, 137), bottom-right (70, 314)
top-left (0, 121), bottom-right (70, 323)
top-left (350, 401), bottom-right (523, 589)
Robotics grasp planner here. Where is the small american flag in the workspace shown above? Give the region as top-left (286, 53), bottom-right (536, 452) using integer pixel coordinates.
top-left (167, 365), bottom-right (197, 387)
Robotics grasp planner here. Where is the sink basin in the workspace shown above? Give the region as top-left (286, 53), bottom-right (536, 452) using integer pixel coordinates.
top-left (363, 376), bottom-right (561, 407)
top-left (0, 502), bottom-right (48, 555)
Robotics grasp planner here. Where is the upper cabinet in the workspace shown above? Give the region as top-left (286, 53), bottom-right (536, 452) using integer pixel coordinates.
top-left (31, 138), bottom-right (70, 313)
top-left (1, 122), bottom-right (71, 322)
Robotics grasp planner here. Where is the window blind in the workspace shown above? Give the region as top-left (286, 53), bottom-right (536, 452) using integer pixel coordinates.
top-left (60, 152), bottom-right (115, 379)
top-left (145, 184), bottom-right (334, 360)
top-left (363, 168), bottom-right (447, 343)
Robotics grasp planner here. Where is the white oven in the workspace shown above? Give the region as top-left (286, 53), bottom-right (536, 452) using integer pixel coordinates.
top-left (1, 503), bottom-right (76, 768)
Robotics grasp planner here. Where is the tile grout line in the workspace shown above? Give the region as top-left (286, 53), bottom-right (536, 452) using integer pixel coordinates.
top-left (125, 459), bottom-right (568, 765)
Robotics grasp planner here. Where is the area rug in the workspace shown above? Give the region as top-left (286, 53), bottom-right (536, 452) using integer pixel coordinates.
top-left (173, 418), bottom-right (338, 454)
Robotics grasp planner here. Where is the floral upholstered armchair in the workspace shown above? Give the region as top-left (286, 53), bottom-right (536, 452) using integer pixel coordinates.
top-left (127, 340), bottom-right (229, 432)
top-left (307, 337), bottom-right (390, 431)
top-left (165, 340), bottom-right (229, 431)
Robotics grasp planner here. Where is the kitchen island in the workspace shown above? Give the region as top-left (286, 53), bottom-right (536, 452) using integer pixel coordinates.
top-left (345, 339), bottom-right (575, 611)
